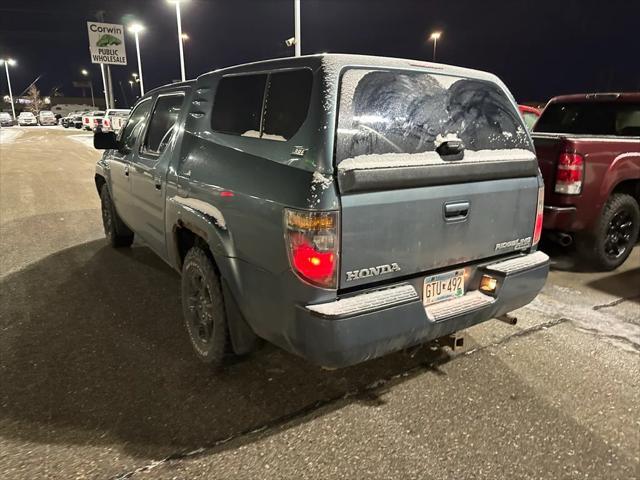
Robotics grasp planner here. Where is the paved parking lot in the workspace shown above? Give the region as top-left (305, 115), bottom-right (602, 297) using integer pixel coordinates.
top-left (1, 127), bottom-right (638, 479)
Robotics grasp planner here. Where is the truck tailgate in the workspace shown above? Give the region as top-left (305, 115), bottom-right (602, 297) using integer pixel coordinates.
top-left (340, 176), bottom-right (538, 288)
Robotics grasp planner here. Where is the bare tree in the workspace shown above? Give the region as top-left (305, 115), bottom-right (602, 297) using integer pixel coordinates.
top-left (26, 85), bottom-right (45, 115)
top-left (50, 86), bottom-right (64, 98)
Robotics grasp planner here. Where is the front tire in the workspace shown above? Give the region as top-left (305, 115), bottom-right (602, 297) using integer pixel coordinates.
top-left (577, 193), bottom-right (639, 270)
top-left (181, 246), bottom-right (228, 365)
top-left (100, 184), bottom-right (134, 248)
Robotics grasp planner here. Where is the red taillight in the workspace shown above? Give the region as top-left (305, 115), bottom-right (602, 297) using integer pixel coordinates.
top-left (103, 119), bottom-right (110, 126)
top-left (555, 152), bottom-right (583, 194)
top-left (533, 185), bottom-right (544, 246)
top-left (285, 209), bottom-right (339, 289)
top-left (292, 242), bottom-right (335, 279)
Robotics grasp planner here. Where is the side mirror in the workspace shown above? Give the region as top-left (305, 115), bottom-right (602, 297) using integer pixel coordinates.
top-left (94, 131), bottom-right (120, 150)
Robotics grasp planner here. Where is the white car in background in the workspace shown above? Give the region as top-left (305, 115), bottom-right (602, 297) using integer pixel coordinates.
top-left (101, 109), bottom-right (130, 133)
top-left (17, 112), bottom-right (38, 126)
top-left (82, 111), bottom-right (105, 131)
top-left (0, 112), bottom-right (13, 127)
top-left (38, 110), bottom-right (57, 126)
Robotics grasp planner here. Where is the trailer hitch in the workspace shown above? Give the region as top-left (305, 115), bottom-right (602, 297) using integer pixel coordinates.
top-left (496, 313), bottom-right (518, 325)
top-left (439, 333), bottom-right (465, 351)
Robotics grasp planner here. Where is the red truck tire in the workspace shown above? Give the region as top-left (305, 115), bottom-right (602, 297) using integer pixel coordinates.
top-left (577, 193), bottom-right (639, 270)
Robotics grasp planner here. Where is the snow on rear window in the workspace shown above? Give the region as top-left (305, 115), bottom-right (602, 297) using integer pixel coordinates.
top-left (336, 69), bottom-right (532, 165)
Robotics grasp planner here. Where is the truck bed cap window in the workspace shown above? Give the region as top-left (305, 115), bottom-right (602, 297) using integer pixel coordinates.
top-left (336, 69), bottom-right (531, 165)
top-left (211, 69), bottom-right (312, 141)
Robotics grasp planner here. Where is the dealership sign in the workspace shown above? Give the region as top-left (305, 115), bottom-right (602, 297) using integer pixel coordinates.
top-left (87, 22), bottom-right (127, 65)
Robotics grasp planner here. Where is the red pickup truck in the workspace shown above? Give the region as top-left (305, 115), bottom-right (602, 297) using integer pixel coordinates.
top-left (532, 93), bottom-right (640, 270)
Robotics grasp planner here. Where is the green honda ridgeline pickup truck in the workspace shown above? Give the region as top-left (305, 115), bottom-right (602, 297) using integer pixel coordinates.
top-left (94, 54), bottom-right (549, 368)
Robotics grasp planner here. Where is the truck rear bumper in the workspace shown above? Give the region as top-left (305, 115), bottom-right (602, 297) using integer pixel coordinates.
top-left (291, 251), bottom-right (549, 368)
top-left (543, 205), bottom-right (577, 231)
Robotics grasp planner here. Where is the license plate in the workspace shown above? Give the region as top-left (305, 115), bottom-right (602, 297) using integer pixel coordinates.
top-left (423, 269), bottom-right (465, 306)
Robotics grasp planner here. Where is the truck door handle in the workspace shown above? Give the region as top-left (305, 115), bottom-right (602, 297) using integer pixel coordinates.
top-left (444, 201), bottom-right (470, 222)
top-left (124, 165), bottom-right (129, 176)
top-left (154, 178), bottom-right (162, 190)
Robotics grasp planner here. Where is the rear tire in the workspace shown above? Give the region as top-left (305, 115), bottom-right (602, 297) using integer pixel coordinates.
top-left (576, 193), bottom-right (639, 271)
top-left (181, 246), bottom-right (229, 366)
top-left (100, 184), bottom-right (134, 248)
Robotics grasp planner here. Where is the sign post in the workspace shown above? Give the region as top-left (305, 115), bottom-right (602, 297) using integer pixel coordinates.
top-left (87, 21), bottom-right (127, 109)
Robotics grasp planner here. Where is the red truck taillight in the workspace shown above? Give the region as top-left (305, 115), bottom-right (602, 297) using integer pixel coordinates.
top-left (533, 185), bottom-right (544, 246)
top-left (555, 152), bottom-right (584, 194)
top-left (285, 209), bottom-right (339, 289)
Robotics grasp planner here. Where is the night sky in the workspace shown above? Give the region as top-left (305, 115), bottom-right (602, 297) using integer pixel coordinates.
top-left (1, 0), bottom-right (638, 108)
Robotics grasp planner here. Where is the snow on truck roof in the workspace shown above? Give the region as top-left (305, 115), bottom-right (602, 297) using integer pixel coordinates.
top-left (200, 53), bottom-right (501, 84)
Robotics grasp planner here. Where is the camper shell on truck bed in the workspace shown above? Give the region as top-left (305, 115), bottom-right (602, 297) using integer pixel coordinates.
top-left (94, 54), bottom-right (549, 368)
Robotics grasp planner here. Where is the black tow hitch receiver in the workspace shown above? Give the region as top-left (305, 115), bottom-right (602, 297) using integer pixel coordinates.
top-left (496, 313), bottom-right (518, 325)
top-left (439, 334), bottom-right (465, 351)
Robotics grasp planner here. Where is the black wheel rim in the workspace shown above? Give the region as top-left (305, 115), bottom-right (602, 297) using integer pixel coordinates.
top-left (604, 209), bottom-right (633, 259)
top-left (185, 265), bottom-right (215, 348)
top-left (101, 197), bottom-right (113, 239)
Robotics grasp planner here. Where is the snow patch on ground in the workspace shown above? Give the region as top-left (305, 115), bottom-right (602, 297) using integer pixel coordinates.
top-left (524, 291), bottom-right (640, 354)
top-left (174, 196), bottom-right (226, 230)
top-left (67, 134), bottom-right (94, 149)
top-left (338, 148), bottom-right (536, 172)
top-left (0, 128), bottom-right (24, 145)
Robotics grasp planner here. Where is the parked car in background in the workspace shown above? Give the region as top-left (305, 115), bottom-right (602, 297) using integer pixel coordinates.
top-left (93, 54), bottom-right (549, 368)
top-left (101, 109), bottom-right (130, 133)
top-left (17, 112), bottom-right (38, 126)
top-left (38, 110), bottom-right (57, 126)
top-left (72, 113), bottom-right (86, 129)
top-left (61, 113), bottom-right (78, 128)
top-left (533, 92), bottom-right (640, 270)
top-left (519, 105), bottom-right (541, 130)
top-left (0, 112), bottom-right (13, 127)
top-left (82, 111), bottom-right (105, 131)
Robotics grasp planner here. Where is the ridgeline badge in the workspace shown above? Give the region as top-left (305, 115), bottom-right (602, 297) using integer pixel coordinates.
top-left (87, 22), bottom-right (127, 66)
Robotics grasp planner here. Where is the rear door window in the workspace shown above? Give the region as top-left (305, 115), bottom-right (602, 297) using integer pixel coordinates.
top-left (211, 69), bottom-right (312, 141)
top-left (142, 94), bottom-right (185, 156)
top-left (535, 102), bottom-right (640, 136)
top-left (336, 69), bottom-right (531, 164)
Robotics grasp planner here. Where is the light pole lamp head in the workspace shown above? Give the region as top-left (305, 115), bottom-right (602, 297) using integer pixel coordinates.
top-left (1, 58), bottom-right (17, 66)
top-left (129, 23), bottom-right (144, 34)
top-left (430, 32), bottom-right (442, 41)
top-left (81, 69), bottom-right (89, 76)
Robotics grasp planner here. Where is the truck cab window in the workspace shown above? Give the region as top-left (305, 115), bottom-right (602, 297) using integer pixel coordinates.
top-left (143, 94), bottom-right (185, 156)
top-left (120, 99), bottom-right (152, 151)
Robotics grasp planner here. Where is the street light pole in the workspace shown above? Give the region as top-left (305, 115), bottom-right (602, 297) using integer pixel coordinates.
top-left (81, 69), bottom-right (95, 108)
top-left (1, 59), bottom-right (17, 121)
top-left (294, 0), bottom-right (301, 57)
top-left (170, 0), bottom-right (187, 81)
top-left (99, 63), bottom-right (110, 110)
top-left (430, 31), bottom-right (442, 62)
top-left (129, 24), bottom-right (145, 96)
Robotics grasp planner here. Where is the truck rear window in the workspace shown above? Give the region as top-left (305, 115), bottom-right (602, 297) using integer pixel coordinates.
top-left (534, 102), bottom-right (640, 137)
top-left (335, 69), bottom-right (530, 164)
